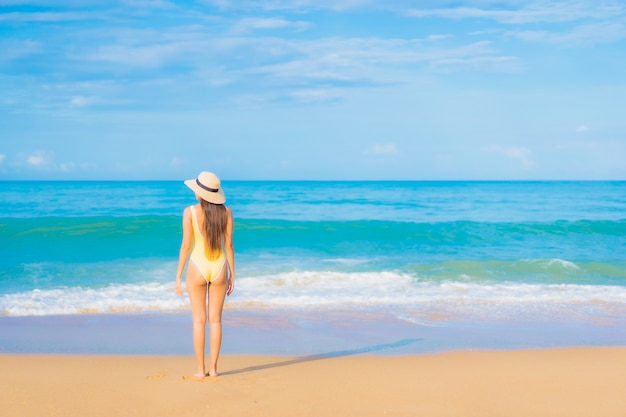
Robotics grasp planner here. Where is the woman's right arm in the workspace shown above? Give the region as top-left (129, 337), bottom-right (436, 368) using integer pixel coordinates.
top-left (175, 207), bottom-right (193, 296)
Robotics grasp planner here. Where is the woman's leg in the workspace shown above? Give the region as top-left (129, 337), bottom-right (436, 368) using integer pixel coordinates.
top-left (186, 264), bottom-right (208, 378)
top-left (207, 263), bottom-right (229, 377)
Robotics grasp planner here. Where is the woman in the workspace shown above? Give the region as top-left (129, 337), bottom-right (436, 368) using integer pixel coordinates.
top-left (175, 171), bottom-right (235, 378)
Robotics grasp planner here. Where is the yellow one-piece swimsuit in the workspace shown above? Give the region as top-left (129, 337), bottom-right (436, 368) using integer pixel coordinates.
top-left (189, 205), bottom-right (226, 283)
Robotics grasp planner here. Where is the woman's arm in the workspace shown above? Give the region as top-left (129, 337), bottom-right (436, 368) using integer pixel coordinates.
top-left (175, 206), bottom-right (193, 296)
top-left (224, 207), bottom-right (235, 296)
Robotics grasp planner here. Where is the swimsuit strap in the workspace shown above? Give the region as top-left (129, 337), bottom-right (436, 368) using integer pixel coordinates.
top-left (190, 205), bottom-right (201, 236)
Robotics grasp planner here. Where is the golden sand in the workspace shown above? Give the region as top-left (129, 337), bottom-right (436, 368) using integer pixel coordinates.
top-left (2, 348), bottom-right (625, 417)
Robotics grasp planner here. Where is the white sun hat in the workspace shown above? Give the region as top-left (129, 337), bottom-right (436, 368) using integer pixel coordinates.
top-left (184, 171), bottom-right (226, 204)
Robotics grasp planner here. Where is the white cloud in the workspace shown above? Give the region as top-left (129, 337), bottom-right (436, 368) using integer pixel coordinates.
top-left (16, 150), bottom-right (79, 173)
top-left (508, 22), bottom-right (626, 46)
top-left (0, 40), bottom-right (40, 62)
top-left (73, 26), bottom-right (214, 68)
top-left (59, 162), bottom-right (75, 172)
top-left (430, 55), bottom-right (523, 73)
top-left (122, 0), bottom-right (176, 8)
top-left (26, 150), bottom-right (54, 167)
top-left (170, 157), bottom-right (186, 167)
top-left (576, 125), bottom-right (591, 132)
top-left (251, 38), bottom-right (522, 85)
top-left (0, 11), bottom-right (98, 23)
top-left (289, 88), bottom-right (344, 103)
top-left (27, 155), bottom-right (46, 166)
top-left (70, 96), bottom-right (92, 106)
top-left (71, 20), bottom-right (521, 86)
top-left (364, 143), bottom-right (398, 156)
top-left (427, 34), bottom-right (453, 41)
top-left (485, 145), bottom-right (534, 168)
top-left (198, 0), bottom-right (374, 12)
top-left (194, 68), bottom-right (235, 87)
top-left (0, 154), bottom-right (5, 164)
top-left (232, 17), bottom-right (310, 33)
top-left (406, 2), bottom-right (626, 24)
top-left (554, 140), bottom-right (598, 151)
top-left (82, 41), bottom-right (188, 68)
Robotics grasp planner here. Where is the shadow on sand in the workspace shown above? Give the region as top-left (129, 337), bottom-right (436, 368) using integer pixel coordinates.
top-left (222, 338), bottom-right (422, 376)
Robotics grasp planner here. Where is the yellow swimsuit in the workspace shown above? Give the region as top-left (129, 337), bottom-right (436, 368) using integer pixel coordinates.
top-left (189, 205), bottom-right (226, 283)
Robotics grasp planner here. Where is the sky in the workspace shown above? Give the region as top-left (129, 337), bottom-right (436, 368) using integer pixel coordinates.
top-left (1, 0), bottom-right (625, 180)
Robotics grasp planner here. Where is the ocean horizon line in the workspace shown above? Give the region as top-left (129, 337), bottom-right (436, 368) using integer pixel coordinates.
top-left (2, 179), bottom-right (625, 183)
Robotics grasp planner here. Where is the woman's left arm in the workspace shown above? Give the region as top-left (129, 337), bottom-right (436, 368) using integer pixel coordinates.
top-left (224, 207), bottom-right (235, 296)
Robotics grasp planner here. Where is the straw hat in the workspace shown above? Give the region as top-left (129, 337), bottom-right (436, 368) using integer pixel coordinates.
top-left (184, 171), bottom-right (226, 204)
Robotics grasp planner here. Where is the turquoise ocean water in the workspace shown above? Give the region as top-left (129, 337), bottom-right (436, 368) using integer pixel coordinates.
top-left (1, 181), bottom-right (625, 327)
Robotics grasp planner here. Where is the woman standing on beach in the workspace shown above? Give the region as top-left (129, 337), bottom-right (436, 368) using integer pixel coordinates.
top-left (175, 171), bottom-right (235, 378)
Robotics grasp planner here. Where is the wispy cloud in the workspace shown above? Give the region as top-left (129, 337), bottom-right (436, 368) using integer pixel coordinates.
top-left (508, 22), bottom-right (626, 46)
top-left (19, 150), bottom-right (82, 173)
top-left (289, 88), bottom-right (344, 103)
top-left (427, 34), bottom-right (453, 41)
top-left (170, 156), bottom-right (186, 168)
top-left (2, 0), bottom-right (625, 180)
top-left (199, 0), bottom-right (376, 12)
top-left (250, 38), bottom-right (522, 85)
top-left (364, 143), bottom-right (398, 156)
top-left (3, 3), bottom-right (525, 112)
top-left (232, 17), bottom-right (311, 33)
top-left (66, 28), bottom-right (521, 101)
top-left (79, 38), bottom-right (195, 68)
top-left (429, 54), bottom-right (523, 73)
top-left (0, 11), bottom-right (101, 23)
top-left (406, 2), bottom-right (626, 24)
top-left (58, 162), bottom-right (75, 172)
top-left (0, 154), bottom-right (6, 164)
top-left (484, 145), bottom-right (534, 168)
top-left (122, 0), bottom-right (176, 8)
top-left (26, 150), bottom-right (53, 167)
top-left (0, 40), bottom-right (41, 62)
top-left (70, 96), bottom-right (93, 107)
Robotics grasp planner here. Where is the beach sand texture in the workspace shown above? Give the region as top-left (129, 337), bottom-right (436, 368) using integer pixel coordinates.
top-left (2, 348), bottom-right (626, 417)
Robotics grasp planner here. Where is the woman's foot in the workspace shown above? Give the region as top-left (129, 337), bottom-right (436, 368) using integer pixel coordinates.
top-left (207, 370), bottom-right (219, 377)
top-left (192, 372), bottom-right (206, 379)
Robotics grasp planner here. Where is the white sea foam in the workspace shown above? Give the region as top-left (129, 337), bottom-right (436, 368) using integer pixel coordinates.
top-left (2, 270), bottom-right (625, 318)
top-left (546, 258), bottom-right (581, 270)
top-left (322, 257), bottom-right (369, 266)
top-left (1, 283), bottom-right (188, 317)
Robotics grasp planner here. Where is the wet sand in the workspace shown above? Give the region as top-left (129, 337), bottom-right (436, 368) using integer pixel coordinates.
top-left (2, 309), bottom-right (624, 355)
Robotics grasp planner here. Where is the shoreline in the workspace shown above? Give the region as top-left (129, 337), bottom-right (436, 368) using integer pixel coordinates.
top-left (2, 308), bottom-right (625, 356)
top-left (3, 347), bottom-right (626, 416)
top-left (3, 307), bottom-right (625, 415)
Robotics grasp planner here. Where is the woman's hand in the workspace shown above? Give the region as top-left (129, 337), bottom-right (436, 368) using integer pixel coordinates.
top-left (226, 278), bottom-right (235, 296)
top-left (175, 281), bottom-right (184, 296)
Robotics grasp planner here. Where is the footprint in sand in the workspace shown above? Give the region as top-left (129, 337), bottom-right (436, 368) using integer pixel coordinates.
top-left (182, 374), bottom-right (219, 381)
top-left (147, 371), bottom-right (167, 380)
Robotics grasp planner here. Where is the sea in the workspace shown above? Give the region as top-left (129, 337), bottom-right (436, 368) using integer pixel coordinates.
top-left (1, 180), bottom-right (625, 353)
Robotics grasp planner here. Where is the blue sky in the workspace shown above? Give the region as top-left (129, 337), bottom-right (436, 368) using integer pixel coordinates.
top-left (1, 0), bottom-right (625, 180)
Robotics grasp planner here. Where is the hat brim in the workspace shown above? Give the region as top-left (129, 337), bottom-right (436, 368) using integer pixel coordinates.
top-left (184, 179), bottom-right (226, 204)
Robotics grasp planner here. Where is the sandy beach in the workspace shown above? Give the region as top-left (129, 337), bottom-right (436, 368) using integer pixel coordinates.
top-left (2, 347), bottom-right (625, 417)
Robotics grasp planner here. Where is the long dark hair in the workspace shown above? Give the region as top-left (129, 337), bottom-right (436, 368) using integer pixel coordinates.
top-left (199, 199), bottom-right (228, 260)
